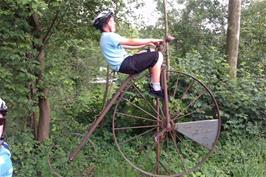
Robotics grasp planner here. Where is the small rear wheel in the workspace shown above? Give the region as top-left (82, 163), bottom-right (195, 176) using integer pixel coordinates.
top-left (112, 70), bottom-right (221, 176)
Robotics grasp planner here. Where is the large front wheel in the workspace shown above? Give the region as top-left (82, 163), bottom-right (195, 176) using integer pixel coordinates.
top-left (112, 70), bottom-right (221, 177)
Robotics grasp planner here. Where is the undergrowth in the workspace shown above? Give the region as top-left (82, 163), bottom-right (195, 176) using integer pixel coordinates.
top-left (8, 128), bottom-right (266, 177)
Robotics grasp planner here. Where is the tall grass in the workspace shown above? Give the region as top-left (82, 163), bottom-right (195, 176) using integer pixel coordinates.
top-left (91, 136), bottom-right (266, 177)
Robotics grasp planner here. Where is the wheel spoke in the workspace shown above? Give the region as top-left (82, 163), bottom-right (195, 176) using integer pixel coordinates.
top-left (181, 81), bottom-right (194, 99)
top-left (116, 112), bottom-right (158, 122)
top-left (131, 82), bottom-right (158, 114)
top-left (114, 124), bottom-right (158, 131)
top-left (184, 91), bottom-right (205, 110)
top-left (158, 159), bottom-right (172, 175)
top-left (172, 77), bottom-right (179, 98)
top-left (172, 110), bottom-right (198, 121)
top-left (117, 127), bottom-right (156, 146)
top-left (156, 99), bottom-right (161, 175)
top-left (157, 99), bottom-right (166, 121)
top-left (121, 97), bottom-right (157, 120)
top-left (169, 131), bottom-right (186, 171)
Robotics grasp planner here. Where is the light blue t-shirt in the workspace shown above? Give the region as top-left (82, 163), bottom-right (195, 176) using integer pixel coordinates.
top-left (100, 32), bottom-right (128, 71)
top-left (0, 142), bottom-right (13, 177)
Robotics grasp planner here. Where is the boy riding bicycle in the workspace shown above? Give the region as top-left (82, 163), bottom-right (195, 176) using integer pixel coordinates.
top-left (93, 10), bottom-right (164, 98)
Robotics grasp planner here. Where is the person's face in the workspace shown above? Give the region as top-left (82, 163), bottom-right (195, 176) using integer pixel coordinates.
top-left (107, 16), bottom-right (116, 32)
top-left (0, 113), bottom-right (5, 137)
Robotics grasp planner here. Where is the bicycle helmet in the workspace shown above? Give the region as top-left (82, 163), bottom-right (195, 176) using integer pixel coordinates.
top-left (0, 98), bottom-right (7, 143)
top-left (92, 10), bottom-right (113, 30)
top-left (0, 98), bottom-right (7, 116)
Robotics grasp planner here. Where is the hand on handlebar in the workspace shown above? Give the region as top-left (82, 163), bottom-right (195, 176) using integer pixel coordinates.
top-left (150, 39), bottom-right (164, 46)
top-left (147, 42), bottom-right (157, 47)
top-left (152, 36), bottom-right (175, 46)
top-left (147, 36), bottom-right (175, 52)
top-left (153, 41), bottom-right (163, 46)
top-left (154, 35), bottom-right (175, 52)
top-left (165, 35), bottom-right (175, 43)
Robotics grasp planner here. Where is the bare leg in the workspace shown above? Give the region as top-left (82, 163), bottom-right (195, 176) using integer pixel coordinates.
top-left (151, 52), bottom-right (163, 83)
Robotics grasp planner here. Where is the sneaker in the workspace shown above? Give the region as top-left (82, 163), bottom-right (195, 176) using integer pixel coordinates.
top-left (149, 84), bottom-right (164, 98)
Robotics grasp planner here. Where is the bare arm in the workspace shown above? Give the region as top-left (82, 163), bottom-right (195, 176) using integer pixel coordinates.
top-left (119, 38), bottom-right (163, 47)
top-left (122, 44), bottom-right (146, 49)
top-left (122, 42), bottom-right (156, 49)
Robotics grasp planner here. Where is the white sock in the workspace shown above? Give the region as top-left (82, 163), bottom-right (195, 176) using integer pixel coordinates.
top-left (152, 83), bottom-right (161, 91)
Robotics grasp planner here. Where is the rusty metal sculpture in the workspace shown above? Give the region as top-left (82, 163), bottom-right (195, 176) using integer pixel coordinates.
top-left (69, 1), bottom-right (221, 176)
top-left (111, 68), bottom-right (221, 176)
top-left (69, 36), bottom-right (221, 177)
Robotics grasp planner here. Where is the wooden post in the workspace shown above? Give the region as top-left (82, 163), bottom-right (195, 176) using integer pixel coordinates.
top-left (163, 0), bottom-right (170, 69)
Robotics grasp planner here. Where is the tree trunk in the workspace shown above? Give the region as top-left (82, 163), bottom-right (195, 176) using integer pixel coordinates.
top-left (30, 13), bottom-right (51, 142)
top-left (26, 50), bottom-right (38, 138)
top-left (37, 88), bottom-right (51, 142)
top-left (28, 82), bottom-right (37, 138)
top-left (226, 0), bottom-right (241, 79)
top-left (37, 46), bottom-right (51, 142)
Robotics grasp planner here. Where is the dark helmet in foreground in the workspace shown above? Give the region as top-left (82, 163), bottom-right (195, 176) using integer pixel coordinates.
top-left (0, 98), bottom-right (7, 142)
top-left (92, 10), bottom-right (113, 30)
top-left (0, 98), bottom-right (7, 116)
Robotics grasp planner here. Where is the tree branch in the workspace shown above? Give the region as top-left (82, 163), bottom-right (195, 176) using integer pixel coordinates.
top-left (42, 9), bottom-right (60, 45)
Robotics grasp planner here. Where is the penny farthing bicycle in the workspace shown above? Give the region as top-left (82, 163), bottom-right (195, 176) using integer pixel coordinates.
top-left (69, 35), bottom-right (221, 177)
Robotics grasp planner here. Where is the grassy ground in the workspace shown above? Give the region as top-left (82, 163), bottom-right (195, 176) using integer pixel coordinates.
top-left (11, 129), bottom-right (266, 177)
top-left (88, 135), bottom-right (266, 177)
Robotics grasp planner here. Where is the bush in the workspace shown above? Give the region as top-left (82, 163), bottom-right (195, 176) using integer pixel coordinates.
top-left (198, 136), bottom-right (266, 177)
top-left (64, 87), bottom-right (104, 125)
top-left (175, 47), bottom-right (265, 136)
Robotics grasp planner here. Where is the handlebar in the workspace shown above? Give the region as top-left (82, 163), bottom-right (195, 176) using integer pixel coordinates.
top-left (165, 35), bottom-right (175, 43)
top-left (155, 35), bottom-right (175, 52)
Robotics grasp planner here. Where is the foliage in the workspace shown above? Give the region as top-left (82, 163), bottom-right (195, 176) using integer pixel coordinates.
top-left (162, 0), bottom-right (266, 136)
top-left (7, 128), bottom-right (266, 177)
top-left (175, 47), bottom-right (265, 136)
top-left (64, 87), bottom-right (104, 125)
top-left (1, 0), bottom-right (265, 176)
top-left (239, 0), bottom-right (266, 77)
top-left (165, 0), bottom-right (227, 57)
top-left (197, 136), bottom-right (266, 177)
top-left (0, 0), bottom-right (37, 121)
top-left (9, 127), bottom-right (92, 177)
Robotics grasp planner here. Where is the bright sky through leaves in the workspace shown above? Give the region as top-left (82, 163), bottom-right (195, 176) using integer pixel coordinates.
top-left (126, 0), bottom-right (228, 27)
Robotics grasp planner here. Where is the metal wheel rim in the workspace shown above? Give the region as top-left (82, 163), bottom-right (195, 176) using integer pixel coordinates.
top-left (112, 70), bottom-right (221, 177)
